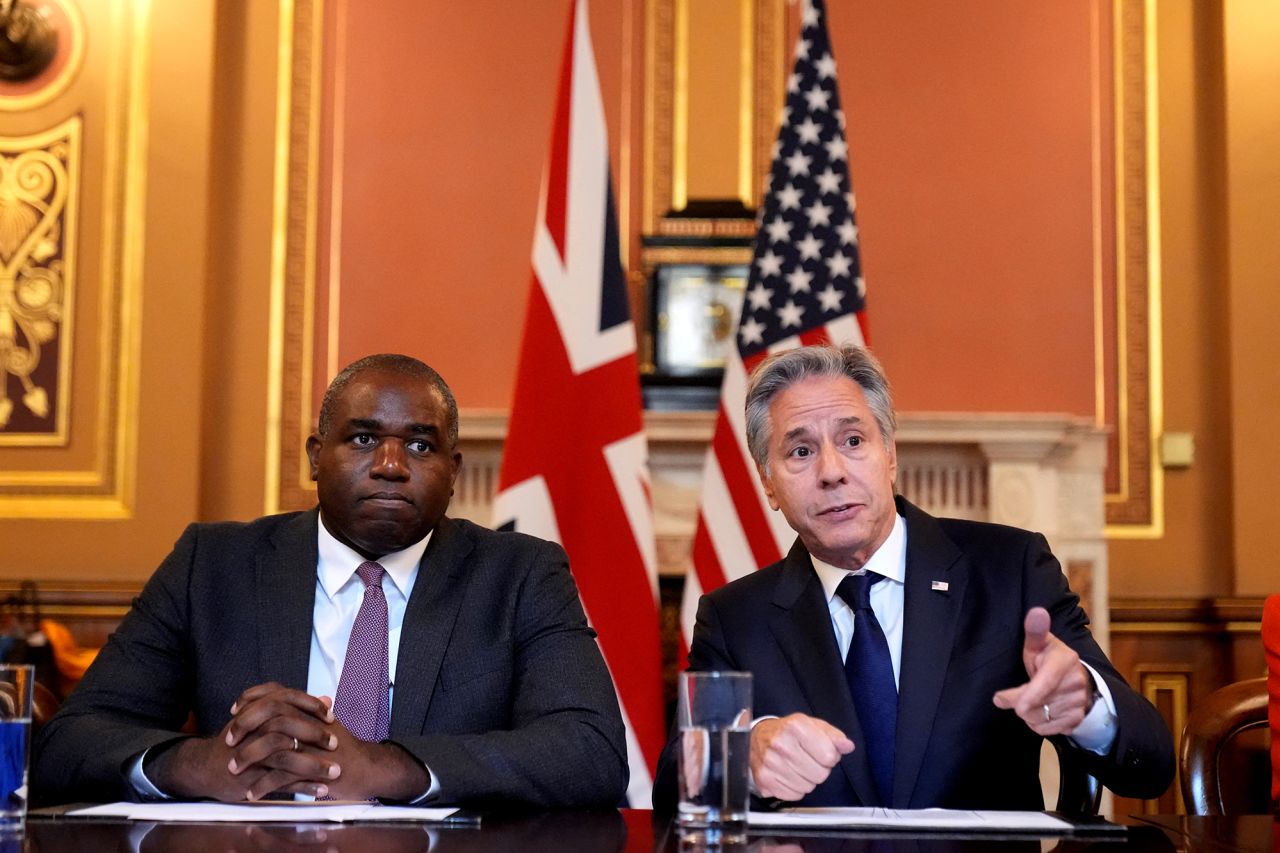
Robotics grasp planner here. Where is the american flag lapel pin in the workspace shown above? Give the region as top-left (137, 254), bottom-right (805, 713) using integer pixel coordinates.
top-left (931, 581), bottom-right (949, 592)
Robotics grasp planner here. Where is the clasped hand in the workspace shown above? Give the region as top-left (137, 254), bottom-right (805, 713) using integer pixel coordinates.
top-left (149, 682), bottom-right (426, 802)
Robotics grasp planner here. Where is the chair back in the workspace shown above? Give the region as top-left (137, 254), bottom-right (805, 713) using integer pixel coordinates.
top-left (1180, 677), bottom-right (1270, 815)
top-left (1263, 595), bottom-right (1279, 813)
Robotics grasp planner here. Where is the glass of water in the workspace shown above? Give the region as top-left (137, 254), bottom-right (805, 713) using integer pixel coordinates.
top-left (676, 671), bottom-right (752, 844)
top-left (0, 665), bottom-right (33, 830)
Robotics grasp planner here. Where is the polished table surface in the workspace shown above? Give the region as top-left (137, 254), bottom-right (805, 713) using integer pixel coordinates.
top-left (11, 810), bottom-right (1278, 852)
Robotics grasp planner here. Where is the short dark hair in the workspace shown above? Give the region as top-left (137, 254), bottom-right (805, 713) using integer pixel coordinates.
top-left (317, 354), bottom-right (459, 447)
top-left (745, 343), bottom-right (895, 473)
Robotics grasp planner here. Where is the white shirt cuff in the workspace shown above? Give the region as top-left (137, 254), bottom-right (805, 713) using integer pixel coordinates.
top-left (1067, 662), bottom-right (1118, 754)
top-left (126, 748), bottom-right (174, 801)
top-left (408, 763), bottom-right (441, 803)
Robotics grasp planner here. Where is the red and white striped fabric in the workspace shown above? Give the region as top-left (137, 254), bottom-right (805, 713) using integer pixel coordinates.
top-left (682, 0), bottom-right (869, 645)
top-left (492, 0), bottom-right (664, 807)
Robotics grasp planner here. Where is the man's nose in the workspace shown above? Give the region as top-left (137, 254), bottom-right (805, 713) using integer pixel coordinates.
top-left (816, 441), bottom-right (847, 485)
top-left (371, 439), bottom-right (410, 479)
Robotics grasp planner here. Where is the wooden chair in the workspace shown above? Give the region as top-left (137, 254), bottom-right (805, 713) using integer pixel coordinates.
top-left (1264, 594), bottom-right (1279, 812)
top-left (1180, 677), bottom-right (1270, 815)
top-left (32, 680), bottom-right (61, 731)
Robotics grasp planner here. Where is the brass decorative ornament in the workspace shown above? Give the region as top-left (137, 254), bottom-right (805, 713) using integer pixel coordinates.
top-left (0, 0), bottom-right (84, 112)
top-left (0, 117), bottom-right (78, 433)
top-left (0, 0), bottom-right (58, 82)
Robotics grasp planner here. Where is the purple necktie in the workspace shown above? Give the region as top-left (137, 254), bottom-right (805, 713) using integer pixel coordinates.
top-left (332, 561), bottom-right (390, 742)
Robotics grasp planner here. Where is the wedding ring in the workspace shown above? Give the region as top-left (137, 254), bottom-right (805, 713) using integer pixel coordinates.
top-left (292, 737), bottom-right (300, 752)
top-left (1043, 704), bottom-right (1052, 723)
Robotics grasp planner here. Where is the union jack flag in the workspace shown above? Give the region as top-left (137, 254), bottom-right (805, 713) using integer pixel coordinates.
top-left (492, 0), bottom-right (664, 806)
top-left (682, 0), bottom-right (868, 643)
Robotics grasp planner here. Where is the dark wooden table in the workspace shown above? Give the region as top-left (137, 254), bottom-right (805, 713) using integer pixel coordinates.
top-left (14, 810), bottom-right (1277, 851)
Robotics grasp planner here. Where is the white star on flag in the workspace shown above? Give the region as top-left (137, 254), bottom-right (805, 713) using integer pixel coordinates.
top-left (776, 183), bottom-right (804, 210)
top-left (746, 283), bottom-right (774, 310)
top-left (817, 283), bottom-right (845, 312)
top-left (805, 200), bottom-right (833, 227)
top-left (816, 167), bottom-right (843, 195)
top-left (796, 232), bottom-right (824, 260)
top-left (796, 117), bottom-right (823, 145)
top-left (785, 149), bottom-right (813, 176)
top-left (739, 315), bottom-right (766, 344)
top-left (755, 249), bottom-right (783, 277)
top-left (776, 299), bottom-right (805, 328)
top-left (786, 266), bottom-right (814, 294)
top-left (825, 252), bottom-right (853, 278)
top-left (765, 216), bottom-right (794, 243)
top-left (804, 84), bottom-right (831, 112)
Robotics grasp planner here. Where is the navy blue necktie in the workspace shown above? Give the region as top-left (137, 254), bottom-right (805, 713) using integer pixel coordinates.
top-left (836, 572), bottom-right (897, 804)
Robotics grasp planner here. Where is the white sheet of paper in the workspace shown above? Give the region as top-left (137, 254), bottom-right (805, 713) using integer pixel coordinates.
top-left (748, 808), bottom-right (1076, 833)
top-left (68, 802), bottom-right (459, 823)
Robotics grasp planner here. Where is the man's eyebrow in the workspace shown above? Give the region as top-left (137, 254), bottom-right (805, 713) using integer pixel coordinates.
top-left (780, 416), bottom-right (863, 443)
top-left (343, 419), bottom-right (439, 435)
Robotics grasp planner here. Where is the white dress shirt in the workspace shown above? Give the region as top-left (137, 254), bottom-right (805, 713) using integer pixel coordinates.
top-left (806, 513), bottom-right (1118, 754)
top-left (310, 519), bottom-right (429, 710)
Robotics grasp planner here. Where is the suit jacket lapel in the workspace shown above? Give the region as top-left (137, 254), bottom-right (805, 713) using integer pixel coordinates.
top-left (256, 510), bottom-right (319, 689)
top-left (768, 541), bottom-right (880, 806)
top-left (891, 497), bottom-right (966, 807)
top-left (390, 516), bottom-right (472, 738)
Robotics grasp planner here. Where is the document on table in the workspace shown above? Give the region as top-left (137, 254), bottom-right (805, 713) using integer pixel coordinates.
top-left (748, 808), bottom-right (1106, 834)
top-left (67, 802), bottom-right (464, 824)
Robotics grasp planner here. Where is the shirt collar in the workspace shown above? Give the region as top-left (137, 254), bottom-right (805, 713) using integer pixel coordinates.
top-left (812, 512), bottom-right (907, 603)
top-left (316, 513), bottom-right (432, 600)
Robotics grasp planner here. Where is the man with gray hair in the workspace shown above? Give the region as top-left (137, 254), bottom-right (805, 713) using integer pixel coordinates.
top-left (656, 343), bottom-right (1173, 809)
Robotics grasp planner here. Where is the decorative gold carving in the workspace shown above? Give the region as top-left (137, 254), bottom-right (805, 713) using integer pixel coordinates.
top-left (644, 0), bottom-right (785, 237)
top-left (1105, 0), bottom-right (1163, 534)
top-left (0, 1), bottom-right (147, 518)
top-left (266, 0), bottom-right (325, 513)
top-left (0, 116), bottom-right (78, 438)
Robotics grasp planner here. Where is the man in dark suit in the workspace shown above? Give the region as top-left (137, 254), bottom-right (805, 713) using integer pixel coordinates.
top-left (655, 343), bottom-right (1173, 809)
top-left (34, 354), bottom-right (627, 806)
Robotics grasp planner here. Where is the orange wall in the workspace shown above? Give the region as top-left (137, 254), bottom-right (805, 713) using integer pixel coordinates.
top-left (831, 2), bottom-right (1097, 417)
top-left (329, 1), bottom-right (1097, 418)
top-left (331, 1), bottom-right (629, 411)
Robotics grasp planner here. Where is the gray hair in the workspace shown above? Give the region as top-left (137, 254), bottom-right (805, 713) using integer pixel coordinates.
top-left (317, 353), bottom-right (459, 447)
top-left (744, 343), bottom-right (896, 471)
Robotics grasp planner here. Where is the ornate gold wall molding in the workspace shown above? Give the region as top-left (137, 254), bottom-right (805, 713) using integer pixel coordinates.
top-left (1105, 0), bottom-right (1163, 534)
top-left (643, 0), bottom-right (783, 239)
top-left (0, 116), bottom-right (78, 442)
top-left (265, 0), bottom-right (324, 514)
top-left (0, 1), bottom-right (148, 519)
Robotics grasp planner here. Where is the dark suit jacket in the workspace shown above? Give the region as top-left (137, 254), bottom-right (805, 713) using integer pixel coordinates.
top-left (33, 511), bottom-right (628, 807)
top-left (654, 498), bottom-right (1174, 810)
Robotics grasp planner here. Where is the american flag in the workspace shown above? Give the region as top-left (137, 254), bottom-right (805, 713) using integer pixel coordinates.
top-left (681, 0), bottom-right (868, 642)
top-left (492, 0), bottom-right (664, 806)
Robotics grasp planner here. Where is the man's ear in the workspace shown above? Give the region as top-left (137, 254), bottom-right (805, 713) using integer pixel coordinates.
top-left (305, 434), bottom-right (322, 481)
top-left (757, 464), bottom-right (780, 511)
top-left (449, 451), bottom-right (463, 495)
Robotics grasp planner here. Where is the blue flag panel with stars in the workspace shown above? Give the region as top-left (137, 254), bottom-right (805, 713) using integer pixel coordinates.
top-left (738, 0), bottom-right (865, 359)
